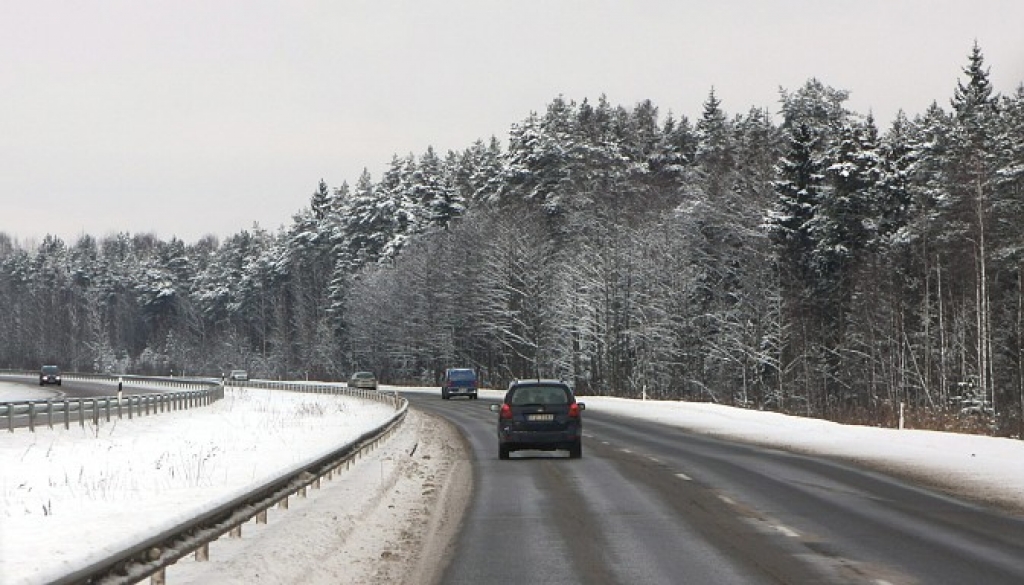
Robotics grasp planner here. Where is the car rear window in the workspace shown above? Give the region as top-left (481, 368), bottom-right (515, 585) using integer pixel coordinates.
top-left (510, 385), bottom-right (569, 406)
top-left (447, 369), bottom-right (476, 381)
top-left (41, 366), bottom-right (59, 374)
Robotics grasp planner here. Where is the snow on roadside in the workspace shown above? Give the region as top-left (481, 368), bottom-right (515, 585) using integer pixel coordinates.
top-left (0, 381), bottom-right (62, 402)
top-left (165, 408), bottom-right (471, 585)
top-left (580, 395), bottom-right (1024, 514)
top-left (0, 385), bottom-right (400, 585)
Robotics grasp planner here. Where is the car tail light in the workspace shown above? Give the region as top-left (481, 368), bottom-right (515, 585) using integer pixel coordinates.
top-left (568, 403), bottom-right (581, 418)
top-left (500, 404), bottom-right (512, 420)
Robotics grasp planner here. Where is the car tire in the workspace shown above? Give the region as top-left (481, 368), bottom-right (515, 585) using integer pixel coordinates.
top-left (499, 445), bottom-right (510, 460)
top-left (569, 440), bottom-right (583, 459)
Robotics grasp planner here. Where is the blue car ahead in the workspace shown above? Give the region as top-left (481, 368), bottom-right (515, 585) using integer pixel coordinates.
top-left (441, 368), bottom-right (478, 400)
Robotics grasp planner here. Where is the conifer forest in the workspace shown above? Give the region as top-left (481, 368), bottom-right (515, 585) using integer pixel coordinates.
top-left (3, 45), bottom-right (1023, 435)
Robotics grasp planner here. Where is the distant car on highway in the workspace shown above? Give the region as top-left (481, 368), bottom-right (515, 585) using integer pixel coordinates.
top-left (348, 371), bottom-right (378, 390)
top-left (490, 379), bottom-right (585, 459)
top-left (228, 369), bottom-right (249, 381)
top-left (39, 365), bottom-right (62, 386)
top-left (441, 367), bottom-right (478, 400)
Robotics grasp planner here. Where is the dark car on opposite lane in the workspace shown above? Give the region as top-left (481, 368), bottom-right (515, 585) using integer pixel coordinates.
top-left (490, 379), bottom-right (585, 459)
top-left (39, 365), bottom-right (62, 386)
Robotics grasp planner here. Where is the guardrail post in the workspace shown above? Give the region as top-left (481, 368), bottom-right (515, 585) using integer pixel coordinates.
top-left (105, 398), bottom-right (111, 422)
top-left (92, 399), bottom-right (99, 427)
top-left (151, 567), bottom-right (166, 585)
top-left (28, 402), bottom-right (35, 432)
top-left (79, 399), bottom-right (85, 428)
top-left (47, 400), bottom-right (54, 429)
top-left (195, 543), bottom-right (209, 562)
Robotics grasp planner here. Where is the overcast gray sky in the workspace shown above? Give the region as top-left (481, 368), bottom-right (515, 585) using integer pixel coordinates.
top-left (2, 1), bottom-right (1022, 245)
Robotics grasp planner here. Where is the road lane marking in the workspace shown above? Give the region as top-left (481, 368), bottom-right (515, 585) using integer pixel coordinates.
top-left (718, 495), bottom-right (735, 505)
top-left (675, 473), bottom-right (692, 481)
top-left (774, 524), bottom-right (800, 538)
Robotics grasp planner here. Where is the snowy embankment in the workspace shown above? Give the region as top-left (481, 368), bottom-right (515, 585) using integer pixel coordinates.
top-left (0, 382), bottom-right (403, 585)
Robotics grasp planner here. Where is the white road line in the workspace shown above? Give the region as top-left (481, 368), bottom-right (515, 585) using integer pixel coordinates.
top-left (675, 473), bottom-right (692, 481)
top-left (774, 524), bottom-right (800, 538)
top-left (648, 456), bottom-right (661, 464)
top-left (620, 448), bottom-right (632, 454)
top-left (718, 495), bottom-right (735, 505)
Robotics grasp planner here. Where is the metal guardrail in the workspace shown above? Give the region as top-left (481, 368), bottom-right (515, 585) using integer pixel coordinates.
top-left (29, 379), bottom-right (408, 585)
top-left (0, 371), bottom-right (224, 432)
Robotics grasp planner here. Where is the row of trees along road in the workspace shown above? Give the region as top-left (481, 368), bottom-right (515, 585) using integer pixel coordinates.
top-left (2, 44), bottom-right (1022, 435)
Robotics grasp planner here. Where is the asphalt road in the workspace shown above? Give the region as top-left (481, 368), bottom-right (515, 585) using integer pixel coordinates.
top-left (407, 392), bottom-right (1024, 585)
top-left (0, 374), bottom-right (180, 430)
top-left (0, 373), bottom-right (168, 399)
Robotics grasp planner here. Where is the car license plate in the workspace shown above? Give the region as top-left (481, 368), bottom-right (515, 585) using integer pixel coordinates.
top-left (527, 413), bottom-right (554, 422)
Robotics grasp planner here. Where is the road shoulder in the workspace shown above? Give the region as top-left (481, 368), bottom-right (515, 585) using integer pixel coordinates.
top-left (165, 408), bottom-right (472, 584)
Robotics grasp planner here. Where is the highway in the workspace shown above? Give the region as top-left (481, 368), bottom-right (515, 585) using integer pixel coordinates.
top-left (408, 392), bottom-right (1024, 585)
top-left (0, 373), bottom-right (167, 399)
top-left (0, 373), bottom-right (199, 431)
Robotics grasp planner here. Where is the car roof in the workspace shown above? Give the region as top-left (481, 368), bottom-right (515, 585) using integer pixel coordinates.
top-left (509, 379), bottom-right (571, 389)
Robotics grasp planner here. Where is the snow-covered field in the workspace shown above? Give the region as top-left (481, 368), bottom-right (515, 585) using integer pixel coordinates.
top-left (0, 382), bottom-right (403, 585)
top-left (3, 382), bottom-right (1024, 585)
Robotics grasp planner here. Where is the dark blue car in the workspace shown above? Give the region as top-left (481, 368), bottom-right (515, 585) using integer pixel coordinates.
top-left (441, 368), bottom-right (478, 400)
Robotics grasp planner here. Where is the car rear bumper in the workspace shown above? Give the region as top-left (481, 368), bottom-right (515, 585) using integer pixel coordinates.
top-left (499, 429), bottom-right (580, 450)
